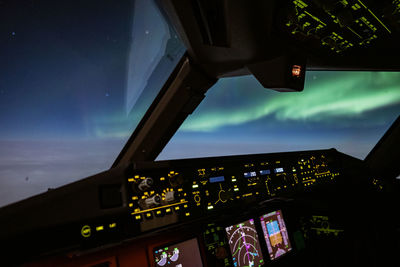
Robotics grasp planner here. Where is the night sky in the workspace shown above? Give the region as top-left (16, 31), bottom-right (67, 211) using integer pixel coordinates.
top-left (159, 72), bottom-right (400, 160)
top-left (0, 0), bottom-right (399, 207)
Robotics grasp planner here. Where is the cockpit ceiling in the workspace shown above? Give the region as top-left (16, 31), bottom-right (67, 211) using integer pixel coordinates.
top-left (161, 0), bottom-right (400, 77)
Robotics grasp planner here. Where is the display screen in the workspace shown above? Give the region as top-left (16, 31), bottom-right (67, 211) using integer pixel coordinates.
top-left (244, 171), bottom-right (257, 178)
top-left (259, 170), bottom-right (271, 175)
top-left (209, 176), bottom-right (225, 183)
top-left (225, 219), bottom-right (264, 267)
top-left (260, 210), bottom-right (292, 260)
top-left (274, 168), bottom-right (284, 173)
top-left (153, 238), bottom-right (203, 267)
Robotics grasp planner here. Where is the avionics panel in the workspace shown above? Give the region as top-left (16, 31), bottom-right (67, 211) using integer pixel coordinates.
top-left (153, 238), bottom-right (203, 267)
top-left (260, 210), bottom-right (292, 260)
top-left (225, 219), bottom-right (264, 267)
top-left (278, 0), bottom-right (397, 55)
top-left (79, 149), bottom-right (341, 242)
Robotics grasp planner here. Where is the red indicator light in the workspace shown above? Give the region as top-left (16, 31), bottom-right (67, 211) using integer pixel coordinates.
top-left (292, 65), bottom-right (302, 77)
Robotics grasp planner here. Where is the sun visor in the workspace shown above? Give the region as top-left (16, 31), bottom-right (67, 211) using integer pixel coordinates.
top-left (246, 55), bottom-right (307, 92)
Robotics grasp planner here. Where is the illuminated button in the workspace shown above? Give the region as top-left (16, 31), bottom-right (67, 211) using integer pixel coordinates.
top-left (165, 208), bottom-right (172, 214)
top-left (96, 225), bottom-right (104, 232)
top-left (109, 223), bottom-right (117, 229)
top-left (155, 209), bottom-right (164, 217)
top-left (183, 204), bottom-right (188, 209)
top-left (81, 225), bottom-right (91, 238)
top-left (145, 212), bottom-right (153, 219)
top-left (134, 214), bottom-right (143, 221)
top-left (185, 212), bottom-right (190, 217)
top-left (174, 206), bottom-right (181, 213)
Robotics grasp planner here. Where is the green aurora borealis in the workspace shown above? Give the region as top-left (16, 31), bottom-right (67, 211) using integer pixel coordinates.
top-left (181, 72), bottom-right (400, 132)
top-left (159, 71), bottom-right (400, 160)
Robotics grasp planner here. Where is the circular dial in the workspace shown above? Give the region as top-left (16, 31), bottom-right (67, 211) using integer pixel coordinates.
top-left (138, 177), bottom-right (153, 191)
top-left (226, 219), bottom-right (263, 267)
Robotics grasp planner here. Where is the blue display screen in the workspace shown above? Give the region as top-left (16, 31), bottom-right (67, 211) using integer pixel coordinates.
top-left (274, 168), bottom-right (284, 173)
top-left (260, 170), bottom-right (271, 175)
top-left (244, 171), bottom-right (257, 178)
top-left (209, 176), bottom-right (225, 183)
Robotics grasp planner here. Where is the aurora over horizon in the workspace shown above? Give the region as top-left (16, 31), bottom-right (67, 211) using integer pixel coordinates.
top-left (0, 0), bottom-right (399, 208)
top-left (158, 72), bottom-right (400, 160)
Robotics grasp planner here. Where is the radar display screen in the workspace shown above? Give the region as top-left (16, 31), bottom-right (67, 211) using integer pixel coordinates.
top-left (153, 238), bottom-right (203, 267)
top-left (260, 210), bottom-right (292, 260)
top-left (225, 219), bottom-right (264, 267)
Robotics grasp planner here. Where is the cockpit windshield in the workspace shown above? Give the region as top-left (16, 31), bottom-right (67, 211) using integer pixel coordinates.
top-left (0, 0), bottom-right (185, 207)
top-left (158, 71), bottom-right (400, 160)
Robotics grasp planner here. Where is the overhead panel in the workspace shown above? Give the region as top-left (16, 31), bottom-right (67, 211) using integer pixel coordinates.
top-left (280, 0), bottom-right (397, 54)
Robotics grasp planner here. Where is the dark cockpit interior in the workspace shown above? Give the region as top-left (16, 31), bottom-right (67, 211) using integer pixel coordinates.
top-left (1, 0), bottom-right (400, 266)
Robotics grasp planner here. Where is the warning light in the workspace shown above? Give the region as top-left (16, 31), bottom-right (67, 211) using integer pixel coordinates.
top-left (292, 65), bottom-right (302, 77)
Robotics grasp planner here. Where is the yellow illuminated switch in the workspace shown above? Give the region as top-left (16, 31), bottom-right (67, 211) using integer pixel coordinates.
top-left (81, 225), bottom-right (91, 238)
top-left (173, 206), bottom-right (182, 214)
top-left (109, 223), bottom-right (117, 228)
top-left (184, 204), bottom-right (188, 208)
top-left (165, 208), bottom-right (172, 214)
top-left (185, 212), bottom-right (190, 217)
top-left (134, 214), bottom-right (143, 221)
top-left (155, 210), bottom-right (163, 217)
top-left (96, 225), bottom-right (104, 231)
top-left (145, 212), bottom-right (153, 219)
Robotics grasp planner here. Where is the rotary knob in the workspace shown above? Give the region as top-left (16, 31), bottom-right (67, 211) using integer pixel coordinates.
top-left (144, 194), bottom-right (161, 207)
top-left (138, 177), bottom-right (153, 191)
top-left (165, 191), bottom-right (175, 203)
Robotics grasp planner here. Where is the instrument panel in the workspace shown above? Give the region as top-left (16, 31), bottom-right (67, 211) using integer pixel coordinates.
top-left (127, 149), bottom-right (341, 233)
top-left (0, 148), bottom-right (346, 265)
top-left (278, 0), bottom-right (400, 54)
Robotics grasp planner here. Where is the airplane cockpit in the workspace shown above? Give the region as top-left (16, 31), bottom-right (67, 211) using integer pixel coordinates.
top-left (1, 0), bottom-right (400, 266)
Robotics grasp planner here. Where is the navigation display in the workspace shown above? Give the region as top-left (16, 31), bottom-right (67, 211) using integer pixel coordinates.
top-left (259, 210), bottom-right (292, 260)
top-left (225, 219), bottom-right (264, 267)
top-left (153, 238), bottom-right (203, 267)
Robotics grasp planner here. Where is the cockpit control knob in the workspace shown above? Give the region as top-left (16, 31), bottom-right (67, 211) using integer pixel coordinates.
top-left (145, 194), bottom-right (161, 207)
top-left (169, 174), bottom-right (184, 188)
top-left (138, 177), bottom-right (153, 191)
top-left (165, 191), bottom-right (175, 203)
